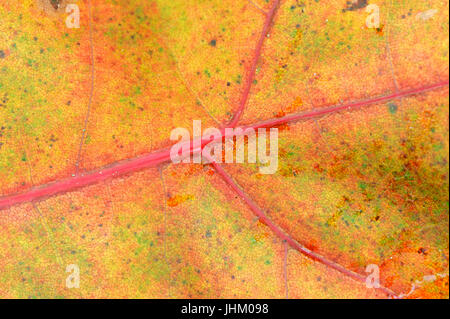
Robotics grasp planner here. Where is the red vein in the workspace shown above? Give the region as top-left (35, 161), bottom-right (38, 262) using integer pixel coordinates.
top-left (249, 80), bottom-right (449, 130)
top-left (208, 158), bottom-right (397, 298)
top-left (228, 0), bottom-right (280, 128)
top-left (0, 80), bottom-right (447, 210)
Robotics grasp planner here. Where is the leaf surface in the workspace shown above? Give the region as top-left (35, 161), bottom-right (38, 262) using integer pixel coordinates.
top-left (0, 0), bottom-right (448, 298)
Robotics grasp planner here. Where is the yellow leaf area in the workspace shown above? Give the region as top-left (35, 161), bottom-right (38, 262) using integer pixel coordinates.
top-left (1, 0), bottom-right (257, 194)
top-left (241, 0), bottom-right (449, 123)
top-left (1, 163), bottom-right (388, 299)
top-left (0, 0), bottom-right (448, 299)
top-left (0, 92), bottom-right (447, 298)
top-left (226, 90), bottom-right (449, 298)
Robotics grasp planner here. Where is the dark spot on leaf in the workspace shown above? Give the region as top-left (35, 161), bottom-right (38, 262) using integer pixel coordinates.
top-left (209, 39), bottom-right (217, 47)
top-left (0, 50), bottom-right (5, 59)
top-left (342, 0), bottom-right (368, 12)
top-left (375, 24), bottom-right (385, 36)
top-left (388, 102), bottom-right (398, 114)
top-left (50, 0), bottom-right (61, 10)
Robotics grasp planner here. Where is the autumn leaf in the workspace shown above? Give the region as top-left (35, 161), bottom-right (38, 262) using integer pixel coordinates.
top-left (0, 0), bottom-right (448, 299)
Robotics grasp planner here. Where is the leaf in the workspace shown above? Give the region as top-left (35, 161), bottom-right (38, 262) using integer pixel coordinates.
top-left (0, 0), bottom-right (448, 298)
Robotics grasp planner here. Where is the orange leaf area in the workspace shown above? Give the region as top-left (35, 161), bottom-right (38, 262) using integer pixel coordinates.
top-left (0, 0), bottom-right (448, 298)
